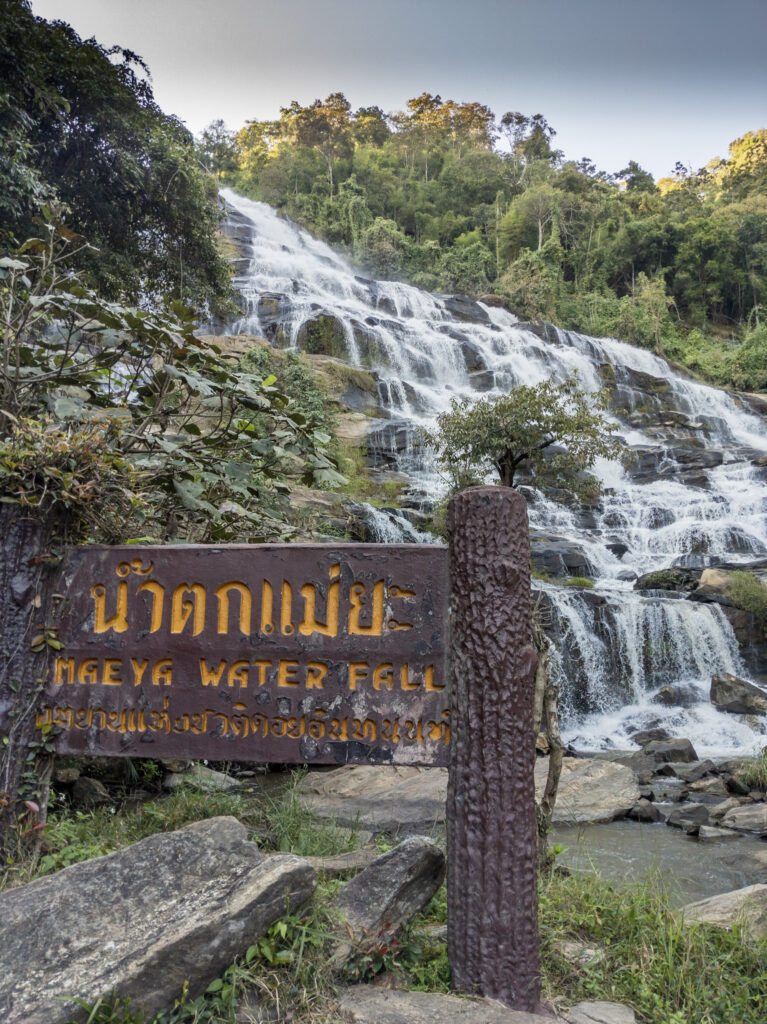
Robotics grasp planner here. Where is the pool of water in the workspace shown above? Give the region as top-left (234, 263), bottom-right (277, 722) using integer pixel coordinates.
top-left (551, 820), bottom-right (767, 905)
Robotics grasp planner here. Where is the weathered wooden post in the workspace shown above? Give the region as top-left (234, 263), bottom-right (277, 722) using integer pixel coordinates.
top-left (446, 485), bottom-right (540, 1011)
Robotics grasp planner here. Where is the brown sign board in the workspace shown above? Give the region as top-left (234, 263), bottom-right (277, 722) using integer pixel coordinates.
top-left (39, 544), bottom-right (449, 766)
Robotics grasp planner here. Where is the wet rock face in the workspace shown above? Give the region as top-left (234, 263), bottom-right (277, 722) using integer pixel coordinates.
top-left (530, 532), bottom-right (594, 579)
top-left (711, 672), bottom-right (767, 714)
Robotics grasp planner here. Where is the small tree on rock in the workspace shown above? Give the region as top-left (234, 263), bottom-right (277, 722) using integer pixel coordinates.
top-left (426, 374), bottom-right (624, 500)
top-left (427, 376), bottom-right (624, 863)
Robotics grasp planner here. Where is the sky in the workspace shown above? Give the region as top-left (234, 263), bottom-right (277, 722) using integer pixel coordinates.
top-left (30, 0), bottom-right (767, 180)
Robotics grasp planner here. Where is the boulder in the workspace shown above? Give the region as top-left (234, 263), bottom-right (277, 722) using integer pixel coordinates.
top-left (0, 817), bottom-right (316, 1024)
top-left (653, 760), bottom-right (716, 783)
top-left (565, 1004), bottom-right (637, 1024)
top-left (530, 533), bottom-right (594, 579)
top-left (720, 803), bottom-right (767, 836)
top-left (665, 803), bottom-right (710, 833)
top-left (652, 685), bottom-right (700, 709)
top-left (338, 987), bottom-right (555, 1023)
top-left (162, 764), bottom-right (241, 793)
top-left (697, 826), bottom-right (740, 841)
top-left (642, 738), bottom-right (699, 764)
top-left (681, 884), bottom-right (767, 943)
top-left (630, 727), bottom-right (671, 745)
top-left (299, 758), bottom-right (639, 833)
top-left (687, 777), bottom-right (729, 798)
top-left (554, 941), bottom-right (606, 967)
top-left (535, 757), bottom-right (639, 824)
top-left (302, 848), bottom-right (379, 878)
top-left (330, 837), bottom-right (445, 968)
top-left (441, 294), bottom-right (490, 324)
top-left (628, 799), bottom-right (665, 823)
top-left (710, 672), bottom-right (767, 715)
top-left (71, 776), bottom-right (110, 808)
top-left (298, 766), bottom-right (448, 833)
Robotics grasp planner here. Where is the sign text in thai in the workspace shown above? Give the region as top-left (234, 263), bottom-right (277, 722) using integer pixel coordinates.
top-left (40, 544), bottom-right (449, 765)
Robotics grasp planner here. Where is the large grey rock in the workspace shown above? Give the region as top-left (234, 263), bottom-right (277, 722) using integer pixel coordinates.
top-left (163, 763), bottom-right (242, 793)
top-left (710, 672), bottom-right (767, 715)
top-left (720, 803), bottom-right (767, 835)
top-left (299, 758), bottom-right (639, 832)
top-left (331, 837), bottom-right (445, 966)
top-left (298, 766), bottom-right (448, 833)
top-left (642, 738), bottom-right (699, 763)
top-left (0, 817), bottom-right (316, 1024)
top-left (535, 757), bottom-right (639, 824)
top-left (338, 987), bottom-right (556, 1023)
top-left (71, 776), bottom-right (111, 807)
top-left (564, 1003), bottom-right (636, 1024)
top-left (681, 884), bottom-right (767, 942)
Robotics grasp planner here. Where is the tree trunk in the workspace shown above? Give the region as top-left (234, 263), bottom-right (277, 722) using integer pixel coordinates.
top-left (532, 600), bottom-right (563, 871)
top-left (446, 486), bottom-right (540, 1011)
top-left (0, 504), bottom-right (64, 864)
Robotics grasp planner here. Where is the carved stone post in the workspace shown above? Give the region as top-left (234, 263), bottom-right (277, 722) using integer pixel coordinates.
top-left (446, 485), bottom-right (540, 1011)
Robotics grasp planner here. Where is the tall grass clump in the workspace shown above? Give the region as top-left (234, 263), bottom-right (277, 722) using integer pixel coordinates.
top-left (727, 571), bottom-right (767, 627)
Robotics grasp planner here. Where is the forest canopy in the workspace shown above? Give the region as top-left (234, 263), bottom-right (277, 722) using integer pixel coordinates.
top-left (0, 0), bottom-right (231, 312)
top-left (203, 95), bottom-right (767, 392)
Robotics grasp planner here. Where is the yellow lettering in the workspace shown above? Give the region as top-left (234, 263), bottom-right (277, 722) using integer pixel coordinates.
top-left (306, 661), bottom-right (328, 689)
top-left (78, 659), bottom-right (99, 685)
top-left (215, 582), bottom-right (252, 635)
top-left (348, 581), bottom-right (384, 636)
top-left (424, 665), bottom-right (444, 691)
top-left (131, 658), bottom-right (149, 686)
top-left (260, 580), bottom-right (274, 634)
top-left (171, 583), bottom-right (206, 636)
top-left (54, 657), bottom-right (76, 685)
top-left (152, 659), bottom-right (173, 686)
top-left (280, 581), bottom-right (294, 635)
top-left (91, 580), bottom-right (128, 634)
top-left (278, 660), bottom-right (300, 687)
top-left (373, 663), bottom-right (394, 690)
top-left (299, 563), bottom-right (340, 636)
top-left (400, 664), bottom-right (419, 691)
top-left (227, 660), bottom-right (250, 688)
top-left (349, 662), bottom-right (369, 691)
top-left (200, 659), bottom-right (226, 687)
top-left (136, 580), bottom-right (165, 632)
top-left (103, 659), bottom-right (123, 685)
top-left (252, 659), bottom-right (271, 686)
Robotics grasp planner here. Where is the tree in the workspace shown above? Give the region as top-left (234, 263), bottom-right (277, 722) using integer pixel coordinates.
top-left (426, 375), bottom-right (623, 498)
top-left (0, 1), bottom-right (231, 311)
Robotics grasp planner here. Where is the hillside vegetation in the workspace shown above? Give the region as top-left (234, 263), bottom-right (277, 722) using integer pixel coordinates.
top-left (202, 96), bottom-right (767, 392)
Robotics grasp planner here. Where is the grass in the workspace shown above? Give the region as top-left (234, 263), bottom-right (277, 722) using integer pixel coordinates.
top-left (727, 570), bottom-right (767, 628)
top-left (562, 576), bottom-right (595, 589)
top-left (539, 868), bottom-right (767, 1023)
top-left (4, 768), bottom-right (765, 1024)
top-left (740, 748), bottom-right (767, 791)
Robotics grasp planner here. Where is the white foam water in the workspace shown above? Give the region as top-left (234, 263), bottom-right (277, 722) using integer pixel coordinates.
top-left (221, 189), bottom-right (767, 756)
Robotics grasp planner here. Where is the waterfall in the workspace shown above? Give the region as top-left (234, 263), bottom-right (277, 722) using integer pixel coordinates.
top-left (220, 189), bottom-right (767, 757)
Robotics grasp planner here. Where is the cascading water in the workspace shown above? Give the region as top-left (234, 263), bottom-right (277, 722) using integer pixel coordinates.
top-left (220, 188), bottom-right (767, 756)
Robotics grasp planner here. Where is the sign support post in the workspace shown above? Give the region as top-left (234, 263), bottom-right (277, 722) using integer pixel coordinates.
top-left (446, 485), bottom-right (540, 1011)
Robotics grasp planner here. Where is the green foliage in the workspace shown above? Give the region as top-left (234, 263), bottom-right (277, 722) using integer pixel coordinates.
top-left (238, 346), bottom-right (335, 435)
top-left (0, 222), bottom-right (343, 542)
top-left (727, 571), bottom-right (767, 627)
top-left (425, 374), bottom-right (624, 498)
top-left (0, 0), bottom-right (231, 312)
top-left (562, 577), bottom-right (595, 589)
